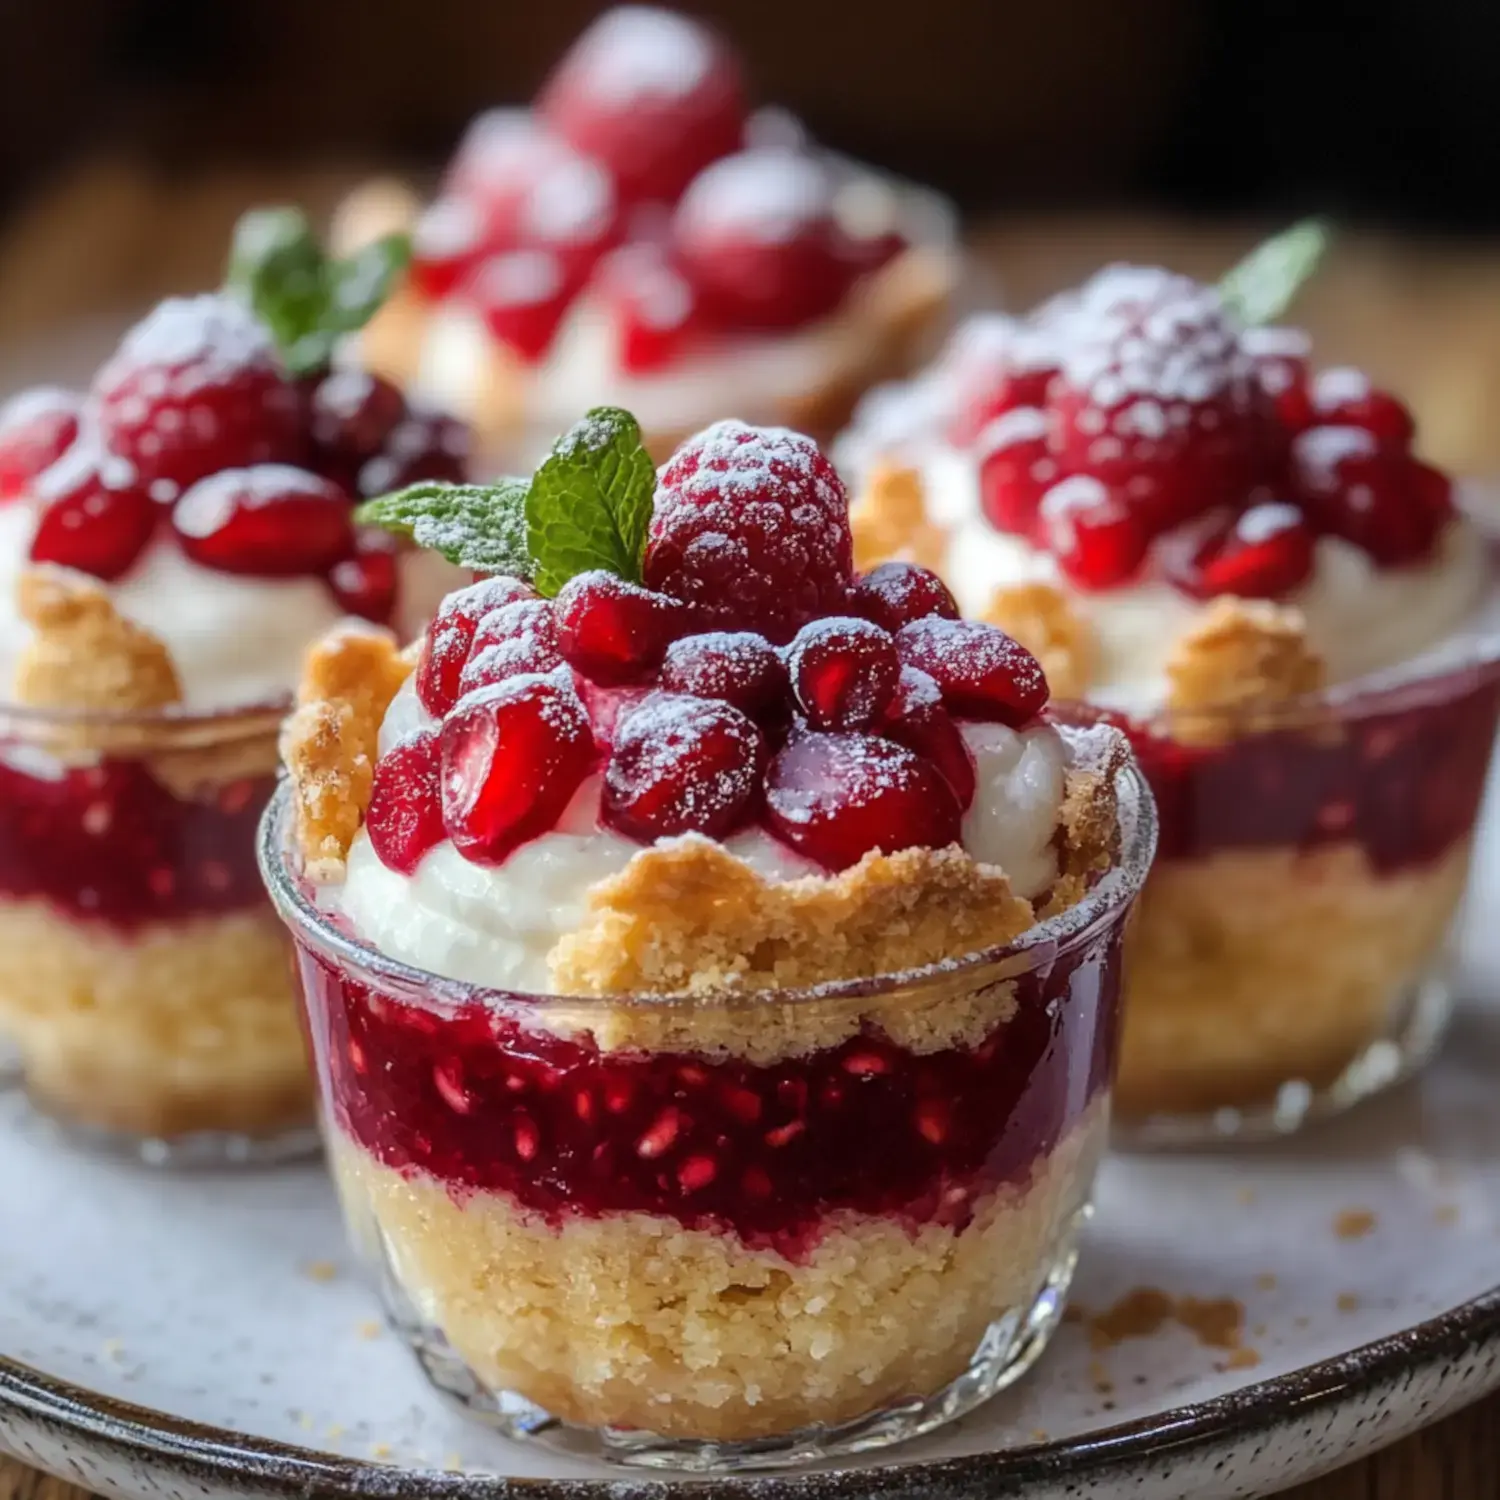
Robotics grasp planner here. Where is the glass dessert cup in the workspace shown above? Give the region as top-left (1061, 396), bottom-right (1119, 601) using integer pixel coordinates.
top-left (0, 697), bottom-right (314, 1164)
top-left (259, 764), bottom-right (1155, 1472)
top-left (1101, 636), bottom-right (1500, 1146)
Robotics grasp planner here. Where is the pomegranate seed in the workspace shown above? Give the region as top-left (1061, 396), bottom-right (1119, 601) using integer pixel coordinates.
top-left (554, 570), bottom-right (688, 685)
top-left (439, 671), bottom-right (595, 863)
top-left (914, 1098), bottom-right (951, 1145)
top-left (1039, 475), bottom-right (1150, 590)
top-left (658, 631), bottom-right (788, 723)
top-left (843, 1049), bottom-right (892, 1076)
top-left (894, 616), bottom-right (1048, 727)
top-left (93, 293), bottom-right (302, 498)
top-left (951, 365), bottom-right (1059, 450)
top-left (764, 1120), bottom-right (807, 1148)
top-left (602, 692), bottom-right (764, 842)
top-left (29, 446), bottom-right (156, 581)
top-left (307, 369), bottom-right (407, 476)
top-left (1166, 501), bottom-right (1316, 601)
top-left (538, 7), bottom-right (746, 205)
top-left (881, 666), bottom-right (976, 809)
top-left (600, 243), bottom-right (705, 374)
top-left (457, 598), bottom-right (564, 696)
top-left (1312, 368), bottom-right (1414, 450)
top-left (786, 616), bottom-right (900, 731)
top-left (513, 1114), bottom-right (541, 1161)
top-left (719, 1083), bottom-right (763, 1124)
top-left (172, 465), bottom-right (353, 577)
top-left (678, 1155), bottom-right (718, 1191)
top-left (356, 408), bottom-right (469, 499)
top-left (847, 561), bottom-right (959, 633)
top-left (742, 1166), bottom-right (773, 1199)
top-left (416, 577), bottom-right (537, 716)
top-left (1243, 326), bottom-right (1314, 432)
top-left (432, 1058), bottom-right (473, 1115)
top-left (645, 420), bottom-right (853, 643)
top-left (365, 728), bottom-right (444, 874)
top-left (674, 150), bottom-right (856, 331)
top-left (764, 730), bottom-right (962, 871)
top-left (976, 408), bottom-right (1056, 538)
top-left (328, 529), bottom-right (400, 623)
top-left (636, 1107), bottom-right (683, 1160)
top-left (0, 388), bottom-right (81, 500)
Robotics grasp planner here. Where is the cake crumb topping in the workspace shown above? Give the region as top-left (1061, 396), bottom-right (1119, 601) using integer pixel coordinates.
top-left (850, 461), bottom-right (948, 573)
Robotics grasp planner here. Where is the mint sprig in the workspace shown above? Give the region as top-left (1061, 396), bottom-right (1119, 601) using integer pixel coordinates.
top-left (1218, 217), bottom-right (1331, 327)
top-left (355, 406), bottom-right (659, 591)
top-left (226, 205), bottom-right (410, 376)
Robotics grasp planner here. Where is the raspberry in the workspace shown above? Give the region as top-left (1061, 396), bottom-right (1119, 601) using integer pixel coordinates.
top-left (366, 728), bottom-right (445, 874)
top-left (93, 294), bottom-right (302, 499)
top-left (555, 570), bottom-right (688, 685)
top-left (29, 445), bottom-right (156, 581)
top-left (0, 388), bottom-right (81, 500)
top-left (644, 420), bottom-right (853, 643)
top-left (764, 731), bottom-right (962, 871)
top-left (881, 666), bottom-right (975, 808)
top-left (468, 249), bottom-right (583, 363)
top-left (944, 316), bottom-right (1059, 448)
top-left (172, 465), bottom-right (354, 577)
top-left (416, 577), bottom-right (537, 716)
top-left (786, 617), bottom-right (900, 731)
top-left (658, 631), bottom-right (788, 723)
top-left (602, 692), bottom-right (764, 842)
top-left (894, 616), bottom-right (1049, 726)
top-left (599, 242), bottom-right (706, 373)
top-left (1164, 500), bottom-right (1316, 601)
top-left (1038, 475), bottom-right (1151, 590)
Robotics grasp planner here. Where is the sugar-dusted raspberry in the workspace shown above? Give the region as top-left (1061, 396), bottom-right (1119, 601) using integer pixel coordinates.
top-left (29, 444), bottom-right (156, 581)
top-left (602, 691), bottom-right (764, 842)
top-left (0, 388), bottom-right (81, 500)
top-left (658, 630), bottom-right (788, 722)
top-left (93, 293), bottom-right (303, 500)
top-left (944, 315), bottom-right (1060, 449)
top-left (555, 570), bottom-right (688, 685)
top-left (416, 577), bottom-right (537, 716)
top-left (644, 420), bottom-right (853, 643)
top-left (538, 6), bottom-right (746, 206)
top-left (895, 616), bottom-right (1049, 726)
top-left (172, 464), bottom-right (354, 577)
top-left (366, 727), bottom-right (445, 874)
top-left (786, 616), bottom-right (900, 731)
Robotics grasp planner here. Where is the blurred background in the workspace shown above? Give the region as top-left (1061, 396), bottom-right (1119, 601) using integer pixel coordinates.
top-left (2, 0), bottom-right (1499, 469)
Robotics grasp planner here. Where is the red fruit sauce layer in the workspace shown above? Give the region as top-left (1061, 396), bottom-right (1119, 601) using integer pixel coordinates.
top-left (0, 753), bottom-right (272, 927)
top-left (1105, 674), bottom-right (1500, 872)
top-left (299, 924), bottom-right (1123, 1258)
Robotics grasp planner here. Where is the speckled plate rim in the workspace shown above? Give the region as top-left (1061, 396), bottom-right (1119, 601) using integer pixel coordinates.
top-left (5, 1282), bottom-right (1500, 1498)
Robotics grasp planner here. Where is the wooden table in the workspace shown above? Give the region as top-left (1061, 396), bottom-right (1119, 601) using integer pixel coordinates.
top-left (2, 163), bottom-right (1500, 1498)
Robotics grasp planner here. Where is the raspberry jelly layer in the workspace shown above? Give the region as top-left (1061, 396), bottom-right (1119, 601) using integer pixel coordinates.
top-left (294, 926), bottom-right (1123, 1258)
top-left (1119, 675), bottom-right (1500, 874)
top-left (0, 752), bottom-right (273, 929)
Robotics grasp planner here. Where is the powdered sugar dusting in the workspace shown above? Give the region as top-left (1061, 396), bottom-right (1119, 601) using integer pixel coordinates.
top-left (1235, 501), bottom-right (1304, 545)
top-left (675, 150), bottom-right (833, 248)
top-left (0, 386), bottom-right (78, 430)
top-left (1314, 366), bottom-right (1373, 409)
top-left (556, 6), bottom-right (716, 107)
top-left (1292, 424), bottom-right (1378, 488)
top-left (102, 295), bottom-right (277, 384)
top-left (974, 406), bottom-right (1049, 458)
top-left (471, 250), bottom-right (564, 309)
top-left (522, 151), bottom-right (615, 245)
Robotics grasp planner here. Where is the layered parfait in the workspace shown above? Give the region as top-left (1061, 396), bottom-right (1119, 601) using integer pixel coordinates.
top-left (263, 411), bottom-right (1152, 1463)
top-left (334, 5), bottom-right (958, 466)
top-left (0, 211), bottom-right (467, 1156)
top-left (840, 234), bottom-right (1500, 1137)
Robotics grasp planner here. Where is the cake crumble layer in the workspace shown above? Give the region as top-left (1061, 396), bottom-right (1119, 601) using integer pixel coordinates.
top-left (1118, 840), bottom-right (1472, 1118)
top-left (332, 1103), bottom-right (1106, 1442)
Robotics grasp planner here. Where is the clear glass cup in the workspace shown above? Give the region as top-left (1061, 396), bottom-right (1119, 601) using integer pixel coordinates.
top-left (258, 760), bottom-right (1156, 1472)
top-left (1095, 630), bottom-right (1500, 1145)
top-left (0, 698), bottom-right (315, 1165)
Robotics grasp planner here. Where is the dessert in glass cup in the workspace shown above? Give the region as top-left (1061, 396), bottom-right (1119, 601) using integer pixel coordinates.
top-left (0, 210), bottom-right (468, 1160)
top-left (262, 409), bottom-right (1153, 1466)
top-left (839, 227), bottom-right (1500, 1141)
top-left (332, 5), bottom-right (959, 468)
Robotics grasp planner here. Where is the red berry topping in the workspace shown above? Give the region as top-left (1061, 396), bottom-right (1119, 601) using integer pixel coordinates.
top-left (440, 671), bottom-right (595, 864)
top-left (600, 243), bottom-right (704, 374)
top-left (93, 294), bottom-right (302, 499)
top-left (1165, 501), bottom-right (1316, 601)
top-left (673, 150), bottom-right (856, 330)
top-left (1243, 326), bottom-right (1314, 432)
top-left (356, 408), bottom-right (469, 499)
top-left (0, 388), bottom-right (81, 500)
top-left (1038, 475), bottom-right (1150, 590)
top-left (410, 195), bottom-right (498, 302)
top-left (458, 599), bottom-right (564, 696)
top-left (786, 616), bottom-right (900, 731)
top-left (881, 666), bottom-right (976, 809)
top-left (764, 731), bottom-right (961, 871)
top-left (894, 616), bottom-right (1049, 726)
top-left (658, 630), bottom-right (788, 722)
top-left (417, 578), bottom-right (538, 716)
top-left (366, 727), bottom-right (445, 874)
top-left (328, 529), bottom-right (400, 623)
top-left (848, 561), bottom-right (960, 633)
top-left (171, 464), bottom-right (353, 577)
top-left (943, 316), bottom-right (1059, 448)
top-left (554, 570), bottom-right (687, 685)
top-left (538, 7), bottom-right (746, 206)
top-left (1310, 368), bottom-right (1415, 450)
top-left (308, 369), bottom-right (407, 475)
top-left (644, 420), bottom-right (854, 643)
top-left (976, 408), bottom-right (1057, 539)
top-left (29, 446), bottom-right (156, 581)
top-left (602, 692), bottom-right (764, 843)
top-left (468, 249), bottom-right (583, 363)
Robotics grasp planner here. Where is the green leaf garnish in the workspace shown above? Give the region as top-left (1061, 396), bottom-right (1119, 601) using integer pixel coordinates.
top-left (1218, 217), bottom-right (1331, 327)
top-left (524, 407), bottom-right (656, 597)
top-left (356, 480), bottom-right (532, 578)
top-left (224, 205), bottom-right (411, 377)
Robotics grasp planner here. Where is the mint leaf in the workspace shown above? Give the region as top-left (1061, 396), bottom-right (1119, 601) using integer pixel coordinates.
top-left (525, 407), bottom-right (656, 596)
top-left (356, 480), bottom-right (532, 577)
top-left (1219, 217), bottom-right (1331, 326)
top-left (325, 233), bottom-right (411, 334)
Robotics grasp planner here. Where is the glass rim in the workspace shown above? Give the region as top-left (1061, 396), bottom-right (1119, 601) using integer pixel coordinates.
top-left (257, 752), bottom-right (1158, 1015)
top-left (0, 693), bottom-right (289, 752)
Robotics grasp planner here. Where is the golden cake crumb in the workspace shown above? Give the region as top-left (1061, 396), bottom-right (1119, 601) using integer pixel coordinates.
top-left (849, 461), bottom-right (949, 573)
top-left (1334, 1208), bottom-right (1377, 1240)
top-left (983, 582), bottom-right (1094, 701)
top-left (13, 566), bottom-right (181, 713)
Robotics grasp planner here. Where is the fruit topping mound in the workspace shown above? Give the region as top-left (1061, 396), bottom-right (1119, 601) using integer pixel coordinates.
top-left (356, 409), bottom-right (1050, 876)
top-left (407, 5), bottom-right (909, 372)
top-left (2, 210), bottom-right (467, 624)
top-left (941, 226), bottom-right (1455, 596)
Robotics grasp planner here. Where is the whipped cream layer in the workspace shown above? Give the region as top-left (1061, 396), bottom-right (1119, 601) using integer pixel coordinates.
top-left (0, 499), bottom-right (462, 711)
top-left (336, 676), bottom-right (1068, 993)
